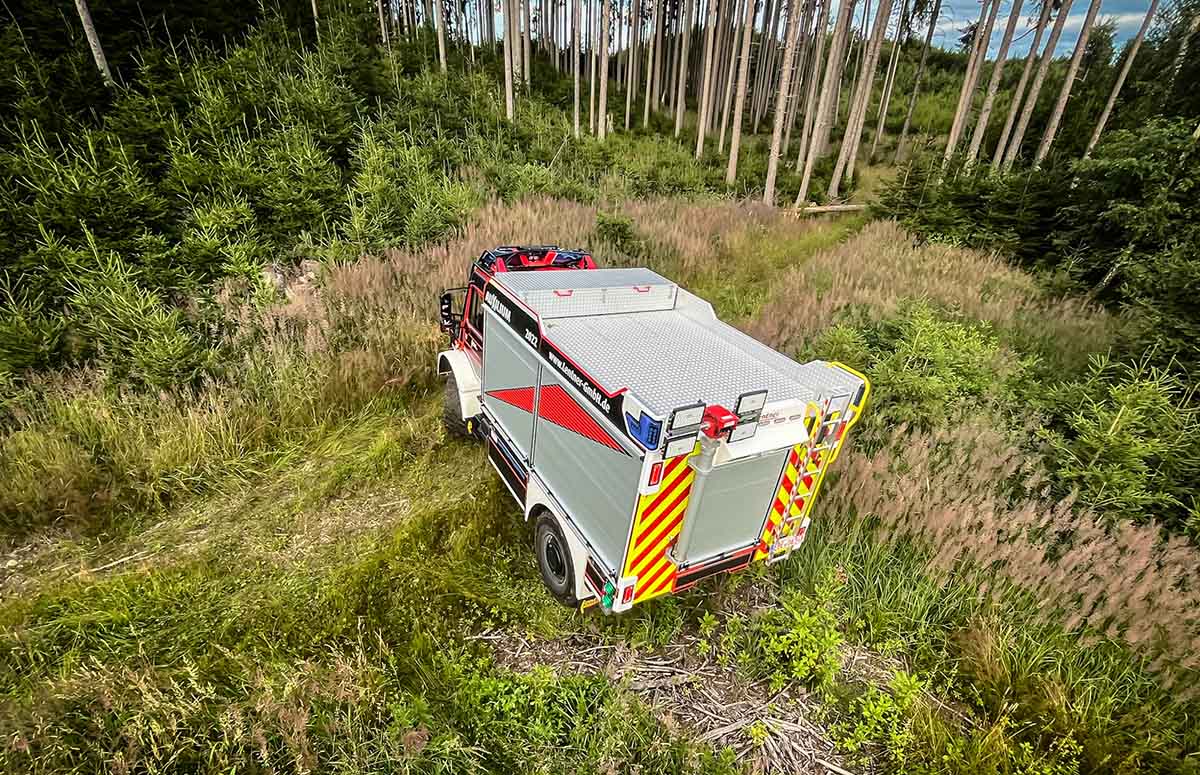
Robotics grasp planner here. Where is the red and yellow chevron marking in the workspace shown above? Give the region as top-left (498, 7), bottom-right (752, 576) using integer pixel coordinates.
top-left (754, 441), bottom-right (829, 561)
top-left (622, 446), bottom-right (699, 603)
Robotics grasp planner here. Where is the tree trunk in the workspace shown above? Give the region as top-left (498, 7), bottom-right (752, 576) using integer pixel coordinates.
top-left (1085, 0), bottom-right (1158, 158)
top-left (599, 0), bottom-right (612, 138)
top-left (965, 0), bottom-right (1023, 165)
top-left (827, 0), bottom-right (892, 198)
top-left (813, 0), bottom-right (855, 157)
top-left (868, 0), bottom-right (908, 160)
top-left (990, 0), bottom-right (1052, 169)
top-left (695, 0), bottom-right (719, 157)
top-left (794, 0), bottom-right (828, 171)
top-left (652, 0), bottom-right (666, 105)
top-left (1172, 13), bottom-right (1199, 86)
top-left (1002, 0), bottom-right (1074, 170)
top-left (574, 0), bottom-right (583, 136)
top-left (311, 0), bottom-right (322, 43)
top-left (74, 0), bottom-right (116, 87)
top-left (704, 0), bottom-right (727, 134)
top-left (749, 0), bottom-right (777, 132)
top-left (782, 0), bottom-right (816, 156)
top-left (523, 0), bottom-right (533, 85)
top-left (626, 0), bottom-right (641, 129)
top-left (1033, 0), bottom-right (1102, 166)
top-left (644, 0), bottom-right (661, 124)
top-left (893, 0), bottom-right (941, 162)
top-left (718, 0), bottom-right (745, 151)
top-left (726, 0), bottom-right (757, 183)
top-left (674, 0), bottom-right (695, 135)
top-left (753, 0), bottom-right (783, 132)
top-left (763, 0), bottom-right (803, 204)
top-left (504, 0), bottom-right (516, 118)
top-left (590, 0), bottom-right (599, 131)
top-left (434, 0), bottom-right (449, 69)
top-left (943, 0), bottom-right (999, 164)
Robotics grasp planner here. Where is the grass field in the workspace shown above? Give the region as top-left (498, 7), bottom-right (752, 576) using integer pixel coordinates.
top-left (2, 199), bottom-right (1198, 775)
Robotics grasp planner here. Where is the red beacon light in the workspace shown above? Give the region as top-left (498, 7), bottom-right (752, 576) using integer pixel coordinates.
top-left (700, 405), bottom-right (738, 438)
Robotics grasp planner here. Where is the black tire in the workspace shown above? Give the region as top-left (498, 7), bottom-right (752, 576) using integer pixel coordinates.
top-left (442, 370), bottom-right (470, 438)
top-left (534, 513), bottom-right (579, 607)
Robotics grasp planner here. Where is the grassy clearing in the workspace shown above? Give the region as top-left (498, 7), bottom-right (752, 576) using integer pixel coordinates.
top-left (2, 202), bottom-right (1198, 774)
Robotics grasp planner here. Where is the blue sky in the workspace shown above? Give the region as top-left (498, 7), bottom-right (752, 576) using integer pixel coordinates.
top-left (927, 0), bottom-right (1154, 57)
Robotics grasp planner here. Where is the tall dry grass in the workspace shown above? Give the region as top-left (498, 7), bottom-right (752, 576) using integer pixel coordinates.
top-left (825, 418), bottom-right (1200, 687)
top-left (750, 221), bottom-right (1113, 374)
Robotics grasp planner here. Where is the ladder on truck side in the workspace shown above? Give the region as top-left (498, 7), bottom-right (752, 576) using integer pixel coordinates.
top-left (766, 390), bottom-right (856, 564)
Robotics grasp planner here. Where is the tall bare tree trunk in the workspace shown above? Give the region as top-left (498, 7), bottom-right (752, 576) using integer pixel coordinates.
top-left (311, 0), bottom-right (322, 43)
top-left (869, 0), bottom-right (908, 160)
top-left (626, 0), bottom-right (640, 129)
top-left (652, 0), bottom-right (666, 105)
top-left (1002, 0), bottom-right (1074, 170)
top-left (377, 0), bottom-right (392, 47)
top-left (695, 0), bottom-right (719, 157)
top-left (1034, 0), bottom-right (1102, 166)
top-left (434, 0), bottom-right (449, 70)
top-left (590, 0), bottom-right (599, 131)
top-left (813, 0), bottom-right (855, 157)
top-left (966, 0), bottom-right (1023, 165)
top-left (522, 0), bottom-right (532, 85)
top-left (574, 0), bottom-right (583, 136)
top-left (794, 0), bottom-right (828, 171)
top-left (704, 0), bottom-right (727, 134)
top-left (1172, 13), bottom-right (1199, 86)
top-left (74, 0), bottom-right (116, 87)
top-left (726, 0), bottom-right (757, 183)
top-left (943, 0), bottom-right (999, 164)
top-left (764, 0), bottom-right (802, 204)
top-left (827, 0), bottom-right (892, 198)
top-left (718, 0), bottom-right (744, 151)
top-left (504, 0), bottom-right (516, 118)
top-left (1085, 0), bottom-right (1158, 158)
top-left (991, 0), bottom-right (1052, 169)
top-left (644, 0), bottom-right (661, 124)
top-left (894, 0), bottom-right (938, 161)
top-left (781, 0), bottom-right (816, 155)
top-left (674, 0), bottom-right (696, 135)
top-left (599, 0), bottom-right (612, 138)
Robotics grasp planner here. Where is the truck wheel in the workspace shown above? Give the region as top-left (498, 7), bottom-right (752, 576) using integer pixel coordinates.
top-left (534, 513), bottom-right (579, 607)
top-left (442, 371), bottom-right (471, 438)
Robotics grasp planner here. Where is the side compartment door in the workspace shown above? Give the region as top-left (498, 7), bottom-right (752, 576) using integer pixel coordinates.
top-left (482, 307), bottom-right (540, 459)
top-left (532, 367), bottom-right (642, 572)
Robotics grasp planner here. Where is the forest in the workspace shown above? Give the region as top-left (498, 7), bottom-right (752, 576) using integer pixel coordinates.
top-left (1, 0), bottom-right (1199, 772)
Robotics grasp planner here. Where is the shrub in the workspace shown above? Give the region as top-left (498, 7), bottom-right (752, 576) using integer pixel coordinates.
top-left (1040, 355), bottom-right (1200, 535)
top-left (744, 584), bottom-right (844, 692)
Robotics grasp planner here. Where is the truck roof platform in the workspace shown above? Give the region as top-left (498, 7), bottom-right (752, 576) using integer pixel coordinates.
top-left (492, 268), bottom-right (862, 417)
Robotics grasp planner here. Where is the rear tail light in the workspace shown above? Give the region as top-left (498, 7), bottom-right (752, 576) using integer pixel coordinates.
top-left (621, 584), bottom-right (636, 604)
top-left (648, 461), bottom-right (663, 486)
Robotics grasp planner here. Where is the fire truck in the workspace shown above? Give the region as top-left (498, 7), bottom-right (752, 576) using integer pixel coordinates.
top-left (438, 246), bottom-right (869, 613)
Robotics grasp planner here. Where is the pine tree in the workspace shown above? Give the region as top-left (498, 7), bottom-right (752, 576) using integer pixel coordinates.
top-left (827, 0), bottom-right (893, 198)
top-left (894, 0), bottom-right (941, 162)
top-left (1002, 0), bottom-right (1074, 169)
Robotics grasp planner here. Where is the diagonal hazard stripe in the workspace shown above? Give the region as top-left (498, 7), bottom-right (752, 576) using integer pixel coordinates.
top-left (633, 481), bottom-right (691, 555)
top-left (636, 557), bottom-right (673, 598)
top-left (631, 510), bottom-right (684, 576)
top-left (643, 567), bottom-right (677, 597)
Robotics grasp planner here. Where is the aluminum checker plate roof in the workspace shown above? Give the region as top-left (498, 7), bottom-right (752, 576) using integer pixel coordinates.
top-left (492, 270), bottom-right (861, 418)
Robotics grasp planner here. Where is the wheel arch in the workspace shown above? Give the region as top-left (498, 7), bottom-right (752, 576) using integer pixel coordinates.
top-left (525, 476), bottom-right (592, 603)
top-left (437, 348), bottom-right (481, 420)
